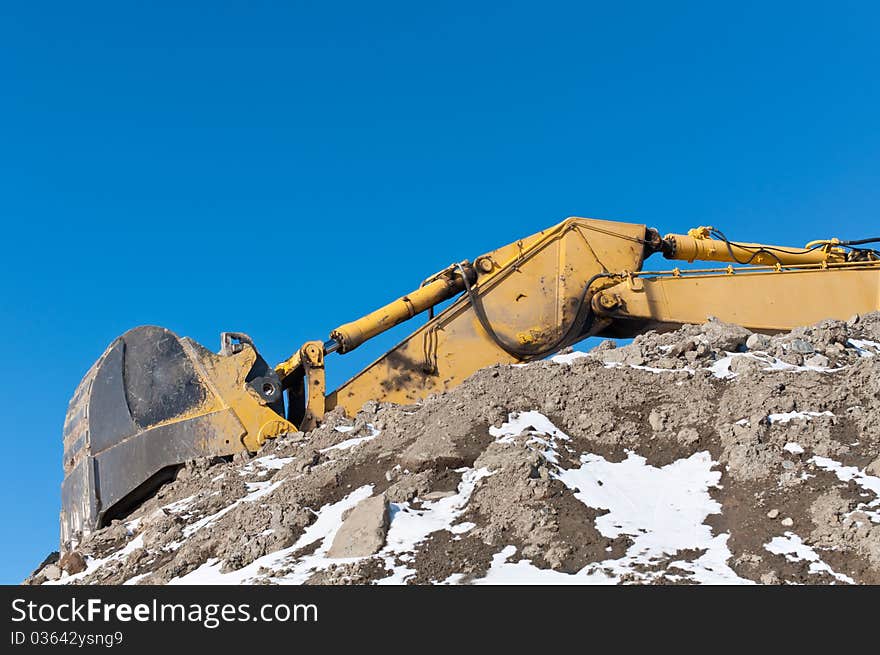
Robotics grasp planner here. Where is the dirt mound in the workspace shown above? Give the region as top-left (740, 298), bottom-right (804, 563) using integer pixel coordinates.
top-left (28, 313), bottom-right (880, 585)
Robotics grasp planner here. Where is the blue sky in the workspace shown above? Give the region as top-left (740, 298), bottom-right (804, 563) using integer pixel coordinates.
top-left (1, 1), bottom-right (878, 583)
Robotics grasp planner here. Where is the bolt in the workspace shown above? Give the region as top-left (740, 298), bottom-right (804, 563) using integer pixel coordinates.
top-left (476, 257), bottom-right (493, 273)
top-left (597, 293), bottom-right (619, 310)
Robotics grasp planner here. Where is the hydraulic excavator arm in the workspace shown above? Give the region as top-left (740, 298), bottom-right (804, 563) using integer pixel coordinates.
top-left (279, 219), bottom-right (879, 420)
top-left (60, 217), bottom-right (880, 547)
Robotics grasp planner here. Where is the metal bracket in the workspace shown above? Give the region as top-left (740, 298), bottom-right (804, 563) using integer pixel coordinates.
top-left (220, 332), bottom-right (254, 356)
top-left (284, 340), bottom-right (326, 431)
top-left (625, 271), bottom-right (644, 291)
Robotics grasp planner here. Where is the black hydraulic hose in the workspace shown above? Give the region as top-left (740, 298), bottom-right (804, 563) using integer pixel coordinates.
top-left (839, 237), bottom-right (880, 246)
top-left (456, 264), bottom-right (619, 361)
top-left (709, 228), bottom-right (828, 258)
top-left (712, 228), bottom-right (880, 255)
top-left (710, 229), bottom-right (786, 265)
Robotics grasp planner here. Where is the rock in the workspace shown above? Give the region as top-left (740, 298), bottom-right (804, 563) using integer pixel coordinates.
top-left (599, 345), bottom-right (645, 366)
top-left (767, 509), bottom-right (780, 519)
top-left (400, 431), bottom-right (468, 471)
top-left (648, 408), bottom-right (666, 432)
top-left (668, 339), bottom-right (696, 357)
top-left (676, 427), bottom-right (700, 446)
top-left (42, 564), bottom-right (62, 581)
top-left (804, 354), bottom-right (829, 368)
top-left (59, 551), bottom-right (87, 575)
top-left (781, 517), bottom-right (794, 527)
top-left (590, 339), bottom-right (617, 353)
top-left (701, 319), bottom-right (751, 351)
top-left (810, 490), bottom-right (880, 569)
top-left (729, 356), bottom-right (764, 375)
top-left (296, 450), bottom-right (319, 472)
top-left (232, 450), bottom-right (252, 465)
top-left (746, 333), bottom-right (771, 351)
top-left (804, 319), bottom-right (849, 347)
top-left (865, 457), bottom-right (880, 478)
top-left (385, 470), bottom-right (437, 503)
top-left (760, 571), bottom-right (779, 585)
top-left (789, 339), bottom-right (815, 354)
top-left (825, 342), bottom-right (845, 357)
top-left (327, 496), bottom-right (390, 558)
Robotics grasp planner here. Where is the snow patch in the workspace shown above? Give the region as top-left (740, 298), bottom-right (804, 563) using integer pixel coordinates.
top-left (707, 352), bottom-right (837, 379)
top-left (376, 467), bottom-right (493, 584)
top-left (238, 453), bottom-right (295, 477)
top-left (162, 495), bottom-right (196, 514)
top-left (449, 521), bottom-right (476, 535)
top-left (476, 546), bottom-right (616, 585)
top-left (769, 411), bottom-right (834, 424)
top-left (251, 454), bottom-right (295, 470)
top-left (550, 351), bottom-right (589, 364)
top-left (810, 456), bottom-right (880, 497)
top-left (557, 450), bottom-right (748, 584)
top-left (810, 455), bottom-right (880, 523)
top-left (47, 535), bottom-right (145, 585)
top-left (490, 410), bottom-right (571, 463)
top-left (765, 532), bottom-right (854, 584)
top-left (848, 338), bottom-right (880, 357)
top-left (122, 572), bottom-right (149, 585)
top-left (181, 478), bottom-right (286, 538)
top-left (170, 486), bottom-right (375, 584)
top-left (481, 411), bottom-right (750, 584)
top-left (321, 425), bottom-right (380, 453)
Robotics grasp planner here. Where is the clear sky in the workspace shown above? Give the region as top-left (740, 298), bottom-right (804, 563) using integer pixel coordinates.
top-left (1, 1), bottom-right (878, 583)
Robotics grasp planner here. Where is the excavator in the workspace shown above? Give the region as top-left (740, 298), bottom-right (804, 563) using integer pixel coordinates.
top-left (60, 217), bottom-right (880, 549)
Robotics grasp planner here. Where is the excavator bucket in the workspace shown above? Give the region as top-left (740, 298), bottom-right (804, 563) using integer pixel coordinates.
top-left (60, 326), bottom-right (294, 548)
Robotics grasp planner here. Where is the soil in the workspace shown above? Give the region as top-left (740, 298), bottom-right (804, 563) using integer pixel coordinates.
top-left (27, 313), bottom-right (880, 585)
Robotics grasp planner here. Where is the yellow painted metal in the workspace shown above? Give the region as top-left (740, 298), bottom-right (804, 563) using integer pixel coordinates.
top-left (275, 340), bottom-right (327, 430)
top-left (666, 227), bottom-right (847, 266)
top-left (325, 217), bottom-right (647, 416)
top-left (275, 348), bottom-right (304, 385)
top-left (180, 340), bottom-right (296, 451)
top-left (329, 266), bottom-right (471, 353)
top-left (592, 263), bottom-right (880, 332)
top-left (273, 217), bottom-right (877, 427)
top-left (299, 340), bottom-right (326, 430)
